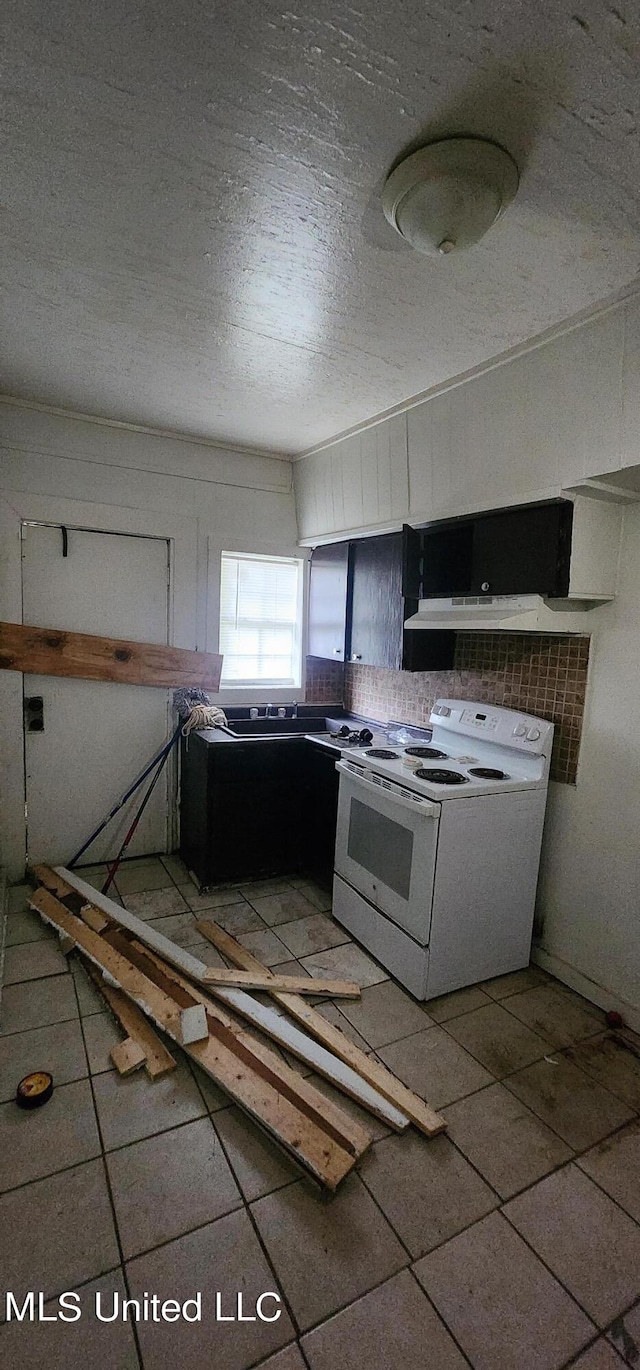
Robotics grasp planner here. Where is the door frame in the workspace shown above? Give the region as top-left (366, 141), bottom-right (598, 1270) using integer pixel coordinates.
top-left (1, 489), bottom-right (198, 878)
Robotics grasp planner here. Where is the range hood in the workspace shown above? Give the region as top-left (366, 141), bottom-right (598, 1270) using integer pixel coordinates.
top-left (404, 594), bottom-right (602, 633)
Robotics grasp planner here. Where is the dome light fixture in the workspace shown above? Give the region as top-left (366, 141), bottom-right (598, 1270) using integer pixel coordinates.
top-left (382, 136), bottom-right (519, 256)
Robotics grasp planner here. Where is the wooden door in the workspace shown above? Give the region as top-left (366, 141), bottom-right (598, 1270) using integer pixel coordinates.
top-left (22, 523), bottom-right (170, 865)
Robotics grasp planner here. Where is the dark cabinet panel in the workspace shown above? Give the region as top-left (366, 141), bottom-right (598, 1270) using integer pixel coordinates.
top-left (348, 533), bottom-right (403, 670)
top-left (308, 541), bottom-right (350, 660)
top-left (470, 501), bottom-right (572, 597)
top-left (404, 499), bottom-right (573, 601)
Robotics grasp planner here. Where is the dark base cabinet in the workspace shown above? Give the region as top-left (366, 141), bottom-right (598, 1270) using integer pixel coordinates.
top-left (180, 735), bottom-right (341, 890)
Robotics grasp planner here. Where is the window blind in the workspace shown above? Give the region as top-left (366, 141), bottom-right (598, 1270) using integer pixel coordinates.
top-left (219, 551), bottom-right (303, 688)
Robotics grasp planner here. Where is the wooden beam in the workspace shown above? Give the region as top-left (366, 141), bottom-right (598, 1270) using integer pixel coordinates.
top-left (82, 961), bottom-right (177, 1079)
top-left (110, 1037), bottom-right (147, 1076)
top-left (113, 934), bottom-right (408, 1131)
top-left (110, 933), bottom-right (373, 1163)
top-left (0, 620), bottom-right (223, 690)
top-left (51, 867), bottom-right (361, 999)
top-left (29, 886), bottom-right (365, 1189)
top-left (29, 888), bottom-right (208, 1046)
top-left (195, 918), bottom-right (447, 1139)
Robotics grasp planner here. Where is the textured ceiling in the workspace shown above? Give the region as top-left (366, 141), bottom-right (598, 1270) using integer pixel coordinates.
top-left (2, 0), bottom-right (640, 454)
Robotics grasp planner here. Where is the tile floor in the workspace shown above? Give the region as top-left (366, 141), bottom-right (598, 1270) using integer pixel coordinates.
top-left (2, 855), bottom-right (640, 1369)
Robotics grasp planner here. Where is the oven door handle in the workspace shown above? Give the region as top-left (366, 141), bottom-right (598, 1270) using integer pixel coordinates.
top-left (336, 761), bottom-right (440, 817)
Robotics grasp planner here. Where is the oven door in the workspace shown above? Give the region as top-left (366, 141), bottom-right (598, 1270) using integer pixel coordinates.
top-left (334, 761), bottom-right (440, 943)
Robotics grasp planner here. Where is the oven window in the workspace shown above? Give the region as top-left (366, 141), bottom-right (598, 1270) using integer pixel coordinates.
top-left (347, 799), bottom-right (414, 899)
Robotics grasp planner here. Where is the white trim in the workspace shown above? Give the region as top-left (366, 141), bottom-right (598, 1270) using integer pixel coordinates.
top-left (0, 393), bottom-right (292, 462)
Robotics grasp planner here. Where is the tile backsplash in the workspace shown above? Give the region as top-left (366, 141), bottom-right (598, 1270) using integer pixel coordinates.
top-left (306, 633), bottom-right (590, 784)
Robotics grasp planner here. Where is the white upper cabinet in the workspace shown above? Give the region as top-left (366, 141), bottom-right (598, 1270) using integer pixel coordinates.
top-left (294, 413), bottom-right (408, 542)
top-left (407, 307), bottom-right (625, 523)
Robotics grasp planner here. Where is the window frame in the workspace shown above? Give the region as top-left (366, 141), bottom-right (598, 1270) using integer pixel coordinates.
top-left (218, 549), bottom-right (305, 691)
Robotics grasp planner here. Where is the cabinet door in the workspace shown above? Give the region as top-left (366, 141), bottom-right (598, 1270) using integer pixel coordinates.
top-left (348, 533), bottom-right (403, 670)
top-left (421, 521), bottom-right (473, 598)
top-left (470, 501), bottom-right (572, 597)
top-left (308, 542), bottom-right (349, 660)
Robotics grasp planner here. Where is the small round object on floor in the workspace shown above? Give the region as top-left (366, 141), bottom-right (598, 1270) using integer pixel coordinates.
top-left (605, 1010), bottom-right (625, 1030)
top-left (15, 1071), bottom-right (54, 1110)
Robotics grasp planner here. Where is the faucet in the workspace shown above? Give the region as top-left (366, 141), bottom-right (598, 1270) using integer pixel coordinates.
top-left (291, 700), bottom-right (298, 718)
top-left (264, 703), bottom-right (274, 718)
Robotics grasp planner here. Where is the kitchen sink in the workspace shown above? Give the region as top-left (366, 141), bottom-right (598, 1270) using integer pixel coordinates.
top-left (224, 716), bottom-right (330, 736)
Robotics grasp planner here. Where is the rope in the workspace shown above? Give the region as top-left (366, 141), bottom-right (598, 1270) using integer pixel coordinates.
top-left (181, 703), bottom-right (227, 735)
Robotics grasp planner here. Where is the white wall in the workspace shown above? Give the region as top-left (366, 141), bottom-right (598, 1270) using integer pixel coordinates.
top-left (535, 504), bottom-right (640, 1030)
top-left (0, 402), bottom-right (300, 878)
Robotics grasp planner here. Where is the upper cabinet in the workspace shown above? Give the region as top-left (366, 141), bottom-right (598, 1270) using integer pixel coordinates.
top-left (404, 496), bottom-right (621, 603)
top-left (307, 541), bottom-right (350, 662)
top-left (294, 414), bottom-right (409, 542)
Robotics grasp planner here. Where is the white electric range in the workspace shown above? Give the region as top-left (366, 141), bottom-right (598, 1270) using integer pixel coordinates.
top-left (332, 699), bottom-right (554, 1000)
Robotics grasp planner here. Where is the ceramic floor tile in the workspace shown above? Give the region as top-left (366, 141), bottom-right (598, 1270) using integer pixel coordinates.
top-left (443, 1081), bottom-right (572, 1199)
top-left (608, 1300), bottom-right (640, 1364)
top-left (251, 1173), bottom-right (407, 1332)
top-left (0, 1268), bottom-right (138, 1368)
top-left (378, 1025), bottom-right (493, 1109)
top-left (74, 864), bottom-right (109, 890)
top-left (237, 927), bottom-right (291, 966)
top-left (480, 965), bottom-right (551, 998)
top-left (0, 1017), bottom-right (88, 1102)
top-left (179, 884), bottom-right (247, 912)
top-left (71, 960), bottom-right (109, 1017)
top-left (0, 973), bottom-right (78, 1035)
top-left (214, 900), bottom-right (267, 935)
top-left (565, 1034), bottom-right (640, 1111)
top-left (301, 1268), bottom-right (468, 1370)
top-left (185, 937), bottom-right (228, 968)
top-left (82, 1011), bottom-right (125, 1074)
top-left (107, 1115), bottom-right (242, 1258)
top-left (276, 913), bottom-right (349, 958)
top-left (188, 1060), bottom-right (232, 1113)
top-left (505, 1055), bottom-right (634, 1151)
top-left (92, 1055), bottom-right (206, 1150)
top-left (361, 1130), bottom-right (497, 1258)
top-left (292, 881), bottom-right (332, 912)
top-left (572, 1340), bottom-right (631, 1369)
top-left (504, 1163), bottom-right (640, 1326)
top-left (254, 1346), bottom-right (307, 1370)
top-left (0, 1159), bottom-right (120, 1305)
top-left (214, 1104), bottom-right (303, 1201)
top-left (444, 1001), bottom-right (552, 1077)
top-left (300, 942), bottom-right (388, 990)
top-left (339, 978), bottom-right (432, 1048)
top-left (249, 890), bottom-right (322, 926)
top-left (8, 882), bottom-right (33, 913)
top-left (414, 1210), bottom-right (594, 1370)
top-left (314, 999), bottom-right (372, 1052)
top-left (113, 859), bottom-right (173, 894)
top-left (504, 984), bottom-right (605, 1047)
top-left (161, 852), bottom-right (190, 882)
top-left (578, 1121), bottom-right (640, 1222)
top-left (239, 878), bottom-right (295, 899)
top-left (147, 910), bottom-right (202, 946)
top-left (424, 984), bottom-right (493, 1022)
top-left (127, 1208), bottom-right (295, 1369)
top-left (3, 939), bottom-right (70, 985)
top-left (0, 1078), bottom-right (100, 1191)
top-left (5, 906), bottom-right (53, 946)
top-left (123, 885), bottom-right (189, 919)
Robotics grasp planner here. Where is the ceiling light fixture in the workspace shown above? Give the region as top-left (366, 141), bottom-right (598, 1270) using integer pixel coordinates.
top-left (382, 136), bottom-right (519, 256)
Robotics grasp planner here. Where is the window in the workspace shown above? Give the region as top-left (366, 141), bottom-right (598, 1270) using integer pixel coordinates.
top-left (219, 551), bottom-right (304, 688)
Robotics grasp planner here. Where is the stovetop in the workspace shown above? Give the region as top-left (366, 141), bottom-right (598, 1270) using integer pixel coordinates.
top-left (346, 700), bottom-right (554, 800)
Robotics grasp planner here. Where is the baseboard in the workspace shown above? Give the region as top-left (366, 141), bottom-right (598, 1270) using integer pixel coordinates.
top-left (0, 867), bottom-right (7, 1015)
top-left (532, 944), bottom-right (640, 1035)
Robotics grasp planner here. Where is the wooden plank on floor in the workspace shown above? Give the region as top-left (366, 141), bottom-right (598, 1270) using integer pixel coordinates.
top-left (49, 865), bottom-right (361, 999)
top-left (29, 886), bottom-right (363, 1189)
top-left (195, 917), bottom-right (447, 1139)
top-left (110, 932), bottom-right (373, 1164)
top-left (110, 1037), bottom-right (147, 1076)
top-left (0, 620), bottom-right (223, 690)
top-left (82, 960), bottom-right (177, 1079)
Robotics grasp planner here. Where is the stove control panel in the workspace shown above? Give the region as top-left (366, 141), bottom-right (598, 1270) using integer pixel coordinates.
top-left (459, 708), bottom-right (498, 732)
top-left (430, 699), bottom-right (553, 756)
